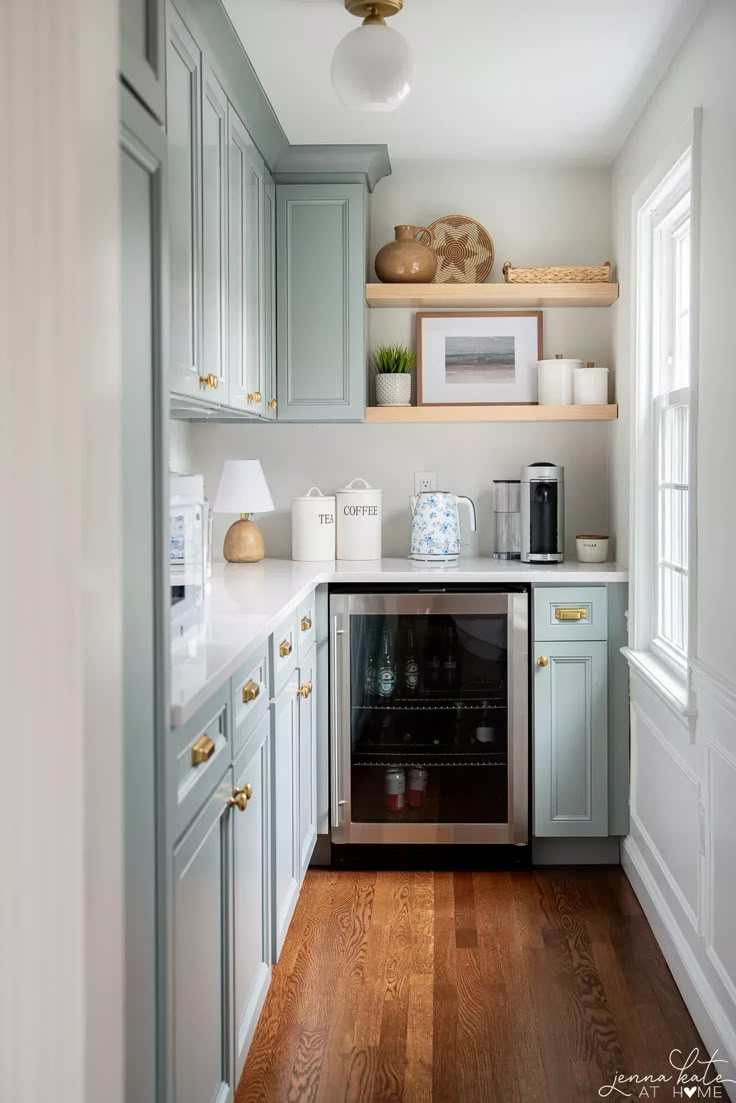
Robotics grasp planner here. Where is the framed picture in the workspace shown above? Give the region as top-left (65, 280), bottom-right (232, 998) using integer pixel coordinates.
top-left (416, 311), bottom-right (543, 405)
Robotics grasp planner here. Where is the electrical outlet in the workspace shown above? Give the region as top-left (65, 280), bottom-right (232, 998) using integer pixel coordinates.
top-left (414, 471), bottom-right (437, 494)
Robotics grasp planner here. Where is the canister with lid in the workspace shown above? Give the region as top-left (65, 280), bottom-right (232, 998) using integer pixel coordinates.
top-left (291, 486), bottom-right (336, 561)
top-left (537, 354), bottom-right (582, 405)
top-left (336, 477), bottom-right (382, 561)
top-left (573, 361), bottom-right (609, 404)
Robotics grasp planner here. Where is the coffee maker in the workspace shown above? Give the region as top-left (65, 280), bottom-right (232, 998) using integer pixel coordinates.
top-left (520, 462), bottom-right (564, 563)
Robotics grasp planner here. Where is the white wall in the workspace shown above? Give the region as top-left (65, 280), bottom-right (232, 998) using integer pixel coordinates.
top-left (190, 162), bottom-right (615, 560)
top-left (0, 2), bottom-right (124, 1103)
top-left (611, 0), bottom-right (736, 1086)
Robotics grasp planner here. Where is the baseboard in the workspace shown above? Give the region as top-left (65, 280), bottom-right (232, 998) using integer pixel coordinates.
top-left (532, 836), bottom-right (621, 865)
top-left (622, 836), bottom-right (736, 1102)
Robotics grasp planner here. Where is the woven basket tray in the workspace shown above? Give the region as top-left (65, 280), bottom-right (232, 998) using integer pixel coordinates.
top-left (503, 260), bottom-right (611, 284)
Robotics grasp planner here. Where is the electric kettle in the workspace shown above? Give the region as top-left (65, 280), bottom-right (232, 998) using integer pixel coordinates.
top-left (409, 491), bottom-right (476, 563)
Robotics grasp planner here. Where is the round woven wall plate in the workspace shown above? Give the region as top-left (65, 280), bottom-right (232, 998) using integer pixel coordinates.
top-left (420, 214), bottom-right (495, 283)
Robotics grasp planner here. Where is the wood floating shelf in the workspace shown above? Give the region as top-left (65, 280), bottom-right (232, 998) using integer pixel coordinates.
top-left (365, 282), bottom-right (619, 309)
top-left (365, 404), bottom-right (618, 424)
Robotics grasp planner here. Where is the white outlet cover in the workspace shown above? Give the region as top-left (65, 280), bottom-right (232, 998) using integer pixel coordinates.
top-left (414, 471), bottom-right (437, 494)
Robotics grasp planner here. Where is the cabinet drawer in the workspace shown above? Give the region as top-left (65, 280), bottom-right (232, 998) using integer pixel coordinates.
top-left (533, 586), bottom-right (608, 642)
top-left (296, 593), bottom-right (317, 663)
top-left (232, 643), bottom-right (269, 759)
top-left (173, 682), bottom-right (230, 840)
top-left (270, 612), bottom-right (298, 696)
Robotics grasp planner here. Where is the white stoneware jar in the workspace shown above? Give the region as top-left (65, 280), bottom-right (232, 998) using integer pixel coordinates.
top-left (573, 363), bottom-right (609, 404)
top-left (537, 356), bottom-right (582, 405)
top-left (291, 486), bottom-right (336, 561)
top-left (336, 477), bottom-right (382, 560)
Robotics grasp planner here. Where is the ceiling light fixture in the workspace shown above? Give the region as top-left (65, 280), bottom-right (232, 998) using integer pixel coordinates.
top-left (331, 0), bottom-right (412, 112)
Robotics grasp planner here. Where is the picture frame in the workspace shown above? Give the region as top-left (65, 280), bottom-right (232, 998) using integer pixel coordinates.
top-left (416, 311), bottom-right (543, 406)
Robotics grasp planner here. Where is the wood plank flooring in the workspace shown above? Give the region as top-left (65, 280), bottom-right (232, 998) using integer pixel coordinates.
top-left (236, 869), bottom-right (702, 1103)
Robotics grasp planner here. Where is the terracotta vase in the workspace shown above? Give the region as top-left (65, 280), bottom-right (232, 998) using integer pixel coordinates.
top-left (374, 225), bottom-right (437, 283)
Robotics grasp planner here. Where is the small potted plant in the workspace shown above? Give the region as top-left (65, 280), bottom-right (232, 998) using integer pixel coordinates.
top-left (372, 344), bottom-right (415, 407)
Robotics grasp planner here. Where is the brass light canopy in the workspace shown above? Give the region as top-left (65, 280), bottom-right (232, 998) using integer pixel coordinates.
top-left (343, 0), bottom-right (404, 23)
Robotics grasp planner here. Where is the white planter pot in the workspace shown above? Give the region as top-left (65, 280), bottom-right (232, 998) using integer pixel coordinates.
top-left (375, 373), bottom-right (411, 406)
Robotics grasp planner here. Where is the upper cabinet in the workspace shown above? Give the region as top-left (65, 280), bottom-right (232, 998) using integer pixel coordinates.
top-left (263, 176), bottom-right (278, 419)
top-left (166, 5), bottom-right (203, 401)
top-left (276, 183), bottom-right (367, 422)
top-left (120, 0), bottom-right (166, 123)
top-left (201, 62), bottom-right (229, 403)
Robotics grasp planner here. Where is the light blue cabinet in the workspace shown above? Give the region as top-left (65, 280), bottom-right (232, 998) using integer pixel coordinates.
top-left (173, 769), bottom-right (234, 1103)
top-left (120, 0), bottom-right (165, 122)
top-left (272, 672), bottom-right (300, 960)
top-left (534, 639), bottom-right (609, 837)
top-left (201, 61), bottom-right (229, 402)
top-left (276, 183), bottom-right (367, 421)
top-left (166, 4), bottom-right (202, 401)
top-left (262, 173), bottom-right (278, 418)
top-left (232, 712), bottom-right (271, 1082)
top-left (297, 648), bottom-right (317, 879)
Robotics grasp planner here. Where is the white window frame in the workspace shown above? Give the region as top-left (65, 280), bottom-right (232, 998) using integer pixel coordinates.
top-left (627, 110), bottom-right (701, 713)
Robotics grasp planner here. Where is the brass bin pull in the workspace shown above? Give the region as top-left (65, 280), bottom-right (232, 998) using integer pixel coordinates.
top-left (279, 639), bottom-right (292, 658)
top-left (555, 607), bottom-right (588, 621)
top-left (297, 680), bottom-right (312, 699)
top-left (300, 616), bottom-right (312, 632)
top-left (228, 782), bottom-right (253, 812)
top-left (191, 734), bottom-right (216, 766)
top-left (242, 679), bottom-right (260, 704)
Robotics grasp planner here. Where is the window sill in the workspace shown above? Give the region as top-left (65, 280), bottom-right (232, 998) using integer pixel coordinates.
top-left (621, 646), bottom-right (696, 720)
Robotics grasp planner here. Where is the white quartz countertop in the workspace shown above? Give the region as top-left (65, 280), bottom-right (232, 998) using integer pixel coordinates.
top-left (170, 557), bottom-right (628, 729)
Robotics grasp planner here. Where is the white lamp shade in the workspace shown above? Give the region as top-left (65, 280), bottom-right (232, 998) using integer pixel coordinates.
top-left (213, 460), bottom-right (275, 514)
top-left (331, 23), bottom-right (412, 111)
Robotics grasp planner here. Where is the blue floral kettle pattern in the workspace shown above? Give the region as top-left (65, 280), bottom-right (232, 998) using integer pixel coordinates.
top-left (409, 491), bottom-right (477, 562)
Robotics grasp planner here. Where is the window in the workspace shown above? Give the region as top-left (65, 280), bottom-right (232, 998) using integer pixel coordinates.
top-left (632, 140), bottom-right (696, 682)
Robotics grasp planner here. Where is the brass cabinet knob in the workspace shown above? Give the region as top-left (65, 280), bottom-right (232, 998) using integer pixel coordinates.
top-left (242, 679), bottom-right (260, 704)
top-left (254, 391), bottom-right (262, 402)
top-left (191, 733), bottom-right (215, 766)
top-left (536, 656), bottom-right (549, 668)
top-left (300, 616), bottom-right (312, 632)
top-left (297, 680), bottom-right (313, 699)
top-left (267, 399), bottom-right (278, 410)
top-left (247, 392), bottom-right (256, 403)
top-left (279, 639), bottom-right (292, 658)
top-left (208, 373), bottom-right (219, 390)
top-left (228, 783), bottom-right (253, 812)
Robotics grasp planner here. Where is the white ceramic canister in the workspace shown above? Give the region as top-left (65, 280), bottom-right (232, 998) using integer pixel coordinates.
top-left (336, 476), bottom-right (382, 561)
top-left (291, 486), bottom-right (336, 561)
top-left (537, 354), bottom-right (582, 405)
top-left (574, 362), bottom-right (610, 404)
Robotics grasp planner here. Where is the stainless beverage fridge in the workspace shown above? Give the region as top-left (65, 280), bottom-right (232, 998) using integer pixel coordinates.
top-left (329, 588), bottom-right (529, 847)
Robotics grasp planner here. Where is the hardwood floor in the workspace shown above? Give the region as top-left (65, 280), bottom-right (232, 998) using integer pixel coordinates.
top-left (237, 869), bottom-right (702, 1102)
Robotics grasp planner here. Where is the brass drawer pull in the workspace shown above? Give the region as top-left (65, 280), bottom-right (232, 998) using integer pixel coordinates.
top-left (242, 679), bottom-right (260, 704)
top-left (300, 616), bottom-right (312, 632)
top-left (228, 782), bottom-right (253, 812)
top-left (297, 680), bottom-right (313, 699)
top-left (555, 607), bottom-right (588, 621)
top-left (191, 734), bottom-right (215, 766)
top-left (279, 639), bottom-right (292, 658)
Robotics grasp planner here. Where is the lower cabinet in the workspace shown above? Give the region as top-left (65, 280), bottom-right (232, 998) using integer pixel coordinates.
top-left (232, 712), bottom-right (271, 1082)
top-left (272, 646), bottom-right (318, 959)
top-left (173, 770), bottom-right (234, 1103)
top-left (533, 639), bottom-right (609, 836)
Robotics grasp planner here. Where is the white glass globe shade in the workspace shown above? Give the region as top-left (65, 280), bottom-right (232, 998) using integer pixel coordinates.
top-left (331, 23), bottom-right (412, 111)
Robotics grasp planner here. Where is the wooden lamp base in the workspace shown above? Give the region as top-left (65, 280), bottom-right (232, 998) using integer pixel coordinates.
top-left (223, 516), bottom-right (265, 563)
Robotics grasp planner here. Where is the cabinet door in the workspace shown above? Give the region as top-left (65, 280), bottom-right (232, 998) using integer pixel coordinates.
top-left (245, 144), bottom-right (266, 418)
top-left (120, 0), bottom-right (165, 122)
top-left (226, 104), bottom-right (249, 413)
top-left (120, 85), bottom-right (166, 1103)
top-left (534, 641), bottom-right (608, 837)
top-left (173, 772), bottom-right (233, 1103)
top-left (166, 5), bottom-right (202, 399)
top-left (201, 62), bottom-right (228, 403)
top-left (232, 713), bottom-right (271, 1081)
top-left (276, 183), bottom-right (367, 422)
top-left (272, 675), bottom-right (300, 960)
top-left (297, 653), bottom-right (317, 878)
top-left (262, 173), bottom-right (277, 419)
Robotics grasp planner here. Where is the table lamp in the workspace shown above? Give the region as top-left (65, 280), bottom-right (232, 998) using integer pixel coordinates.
top-left (213, 459), bottom-right (275, 563)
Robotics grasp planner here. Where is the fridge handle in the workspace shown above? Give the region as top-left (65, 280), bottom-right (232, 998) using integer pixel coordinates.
top-left (331, 622), bottom-right (345, 829)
